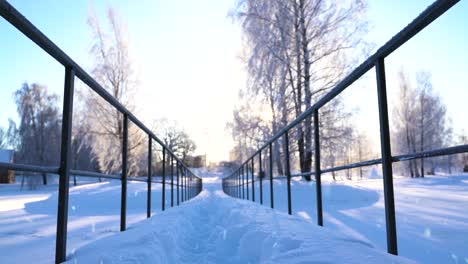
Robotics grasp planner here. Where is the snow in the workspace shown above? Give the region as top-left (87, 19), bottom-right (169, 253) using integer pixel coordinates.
top-left (0, 169), bottom-right (466, 263)
top-left (64, 175), bottom-right (412, 264)
top-left (0, 179), bottom-right (165, 263)
top-left (249, 171), bottom-right (468, 264)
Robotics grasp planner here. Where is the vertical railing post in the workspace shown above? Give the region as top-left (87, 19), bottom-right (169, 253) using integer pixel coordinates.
top-left (55, 66), bottom-right (75, 264)
top-left (233, 170), bottom-right (239, 198)
top-left (176, 161), bottom-right (180, 206)
top-left (314, 109), bottom-right (323, 226)
top-left (246, 164), bottom-right (249, 200)
top-left (285, 131), bottom-right (292, 215)
top-left (121, 113), bottom-right (128, 231)
top-left (242, 166), bottom-right (245, 199)
top-left (185, 169), bottom-right (187, 200)
top-left (376, 57), bottom-right (398, 255)
top-left (259, 151), bottom-right (263, 205)
top-left (251, 158), bottom-right (255, 202)
top-left (238, 169), bottom-right (241, 199)
top-left (171, 155), bottom-right (174, 207)
top-left (147, 135), bottom-right (152, 218)
top-left (162, 147), bottom-right (166, 211)
top-left (181, 166), bottom-right (184, 202)
top-left (269, 142), bottom-right (274, 209)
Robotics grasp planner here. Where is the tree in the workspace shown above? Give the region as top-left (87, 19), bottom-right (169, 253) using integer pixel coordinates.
top-left (0, 127), bottom-right (6, 149)
top-left (13, 83), bottom-right (61, 185)
top-left (231, 0), bottom-right (368, 179)
top-left (153, 118), bottom-right (197, 163)
top-left (393, 70), bottom-right (451, 177)
top-left (86, 7), bottom-right (144, 176)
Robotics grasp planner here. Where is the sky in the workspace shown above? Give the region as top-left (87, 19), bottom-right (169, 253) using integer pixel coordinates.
top-left (0, 0), bottom-right (467, 162)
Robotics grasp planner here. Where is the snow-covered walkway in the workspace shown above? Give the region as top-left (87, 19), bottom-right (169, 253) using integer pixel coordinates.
top-left (66, 175), bottom-right (412, 264)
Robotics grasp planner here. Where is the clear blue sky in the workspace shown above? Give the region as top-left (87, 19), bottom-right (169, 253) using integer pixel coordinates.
top-left (0, 0), bottom-right (467, 161)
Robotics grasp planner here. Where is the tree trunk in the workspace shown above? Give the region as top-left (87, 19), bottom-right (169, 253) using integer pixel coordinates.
top-left (299, 0), bottom-right (313, 178)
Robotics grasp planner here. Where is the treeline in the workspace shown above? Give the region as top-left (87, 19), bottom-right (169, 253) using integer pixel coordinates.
top-left (0, 7), bottom-right (197, 186)
top-left (227, 0), bottom-right (467, 180)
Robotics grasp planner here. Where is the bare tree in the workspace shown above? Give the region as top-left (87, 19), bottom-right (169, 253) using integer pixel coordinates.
top-left (0, 127), bottom-right (7, 149)
top-left (153, 118), bottom-right (197, 162)
top-left (231, 0), bottom-right (368, 179)
top-left (13, 83), bottom-right (61, 185)
top-left (86, 7), bottom-right (144, 176)
top-left (393, 70), bottom-right (451, 177)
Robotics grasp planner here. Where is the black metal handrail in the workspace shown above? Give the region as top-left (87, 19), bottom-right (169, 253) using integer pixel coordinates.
top-left (222, 0), bottom-right (466, 256)
top-left (0, 1), bottom-right (203, 263)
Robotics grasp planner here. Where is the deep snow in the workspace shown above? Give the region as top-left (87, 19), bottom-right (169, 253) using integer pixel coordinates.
top-left (0, 169), bottom-right (466, 263)
top-left (64, 175), bottom-right (412, 264)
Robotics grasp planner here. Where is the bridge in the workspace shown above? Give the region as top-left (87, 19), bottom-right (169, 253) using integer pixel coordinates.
top-left (0, 0), bottom-right (467, 263)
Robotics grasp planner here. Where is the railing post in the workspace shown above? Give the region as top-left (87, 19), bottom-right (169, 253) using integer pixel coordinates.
top-left (314, 109), bottom-right (323, 226)
top-left (238, 169), bottom-right (241, 199)
top-left (237, 170), bottom-right (240, 198)
top-left (162, 147), bottom-right (166, 211)
top-left (55, 66), bottom-right (74, 264)
top-left (185, 169), bottom-right (188, 200)
top-left (259, 151), bottom-right (263, 205)
top-left (285, 131), bottom-right (292, 215)
top-left (246, 164), bottom-right (249, 200)
top-left (176, 161), bottom-right (180, 206)
top-left (171, 155), bottom-right (174, 207)
top-left (121, 113), bottom-right (128, 231)
top-left (147, 135), bottom-right (152, 218)
top-left (269, 142), bottom-right (274, 209)
top-left (376, 57), bottom-right (398, 255)
top-left (251, 158), bottom-right (255, 202)
top-left (181, 167), bottom-right (184, 202)
top-left (242, 166), bottom-right (245, 199)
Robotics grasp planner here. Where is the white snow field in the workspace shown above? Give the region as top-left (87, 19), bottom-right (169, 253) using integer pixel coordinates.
top-left (0, 169), bottom-right (466, 263)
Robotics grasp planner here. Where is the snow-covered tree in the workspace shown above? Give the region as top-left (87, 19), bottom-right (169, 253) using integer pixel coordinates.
top-left (13, 83), bottom-right (61, 185)
top-left (0, 127), bottom-right (6, 149)
top-left (85, 7), bottom-right (144, 176)
top-left (230, 0), bottom-right (368, 179)
top-left (393, 70), bottom-right (451, 177)
top-left (153, 118), bottom-right (197, 163)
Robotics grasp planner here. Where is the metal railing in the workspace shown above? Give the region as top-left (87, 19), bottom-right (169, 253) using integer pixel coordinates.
top-left (222, 0), bottom-right (467, 256)
top-left (0, 1), bottom-right (203, 263)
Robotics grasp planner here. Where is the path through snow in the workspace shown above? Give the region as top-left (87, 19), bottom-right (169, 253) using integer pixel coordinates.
top-left (67, 174), bottom-right (412, 264)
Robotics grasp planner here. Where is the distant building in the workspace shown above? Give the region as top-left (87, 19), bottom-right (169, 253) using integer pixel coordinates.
top-left (0, 149), bottom-right (15, 183)
top-left (185, 155), bottom-right (206, 168)
top-left (218, 161), bottom-right (238, 168)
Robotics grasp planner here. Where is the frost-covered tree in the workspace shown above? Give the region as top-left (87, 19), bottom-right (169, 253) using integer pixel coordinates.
top-left (393, 70), bottom-right (451, 177)
top-left (0, 127), bottom-right (6, 149)
top-left (230, 0), bottom-right (368, 179)
top-left (85, 7), bottom-right (144, 176)
top-left (13, 83), bottom-right (61, 185)
top-left (153, 118), bottom-right (197, 163)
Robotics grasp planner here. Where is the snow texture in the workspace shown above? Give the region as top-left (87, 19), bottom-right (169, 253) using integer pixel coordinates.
top-left (65, 176), bottom-right (412, 264)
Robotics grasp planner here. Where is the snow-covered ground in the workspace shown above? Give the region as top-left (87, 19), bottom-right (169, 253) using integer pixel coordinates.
top-left (249, 171), bottom-right (468, 264)
top-left (0, 169), bottom-right (466, 263)
top-left (0, 177), bottom-right (166, 264)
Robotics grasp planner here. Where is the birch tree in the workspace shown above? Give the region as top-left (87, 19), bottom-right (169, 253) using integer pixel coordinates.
top-left (393, 70), bottom-right (451, 177)
top-left (13, 83), bottom-right (61, 185)
top-left (231, 0), bottom-right (368, 179)
top-left (86, 7), bottom-right (144, 176)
